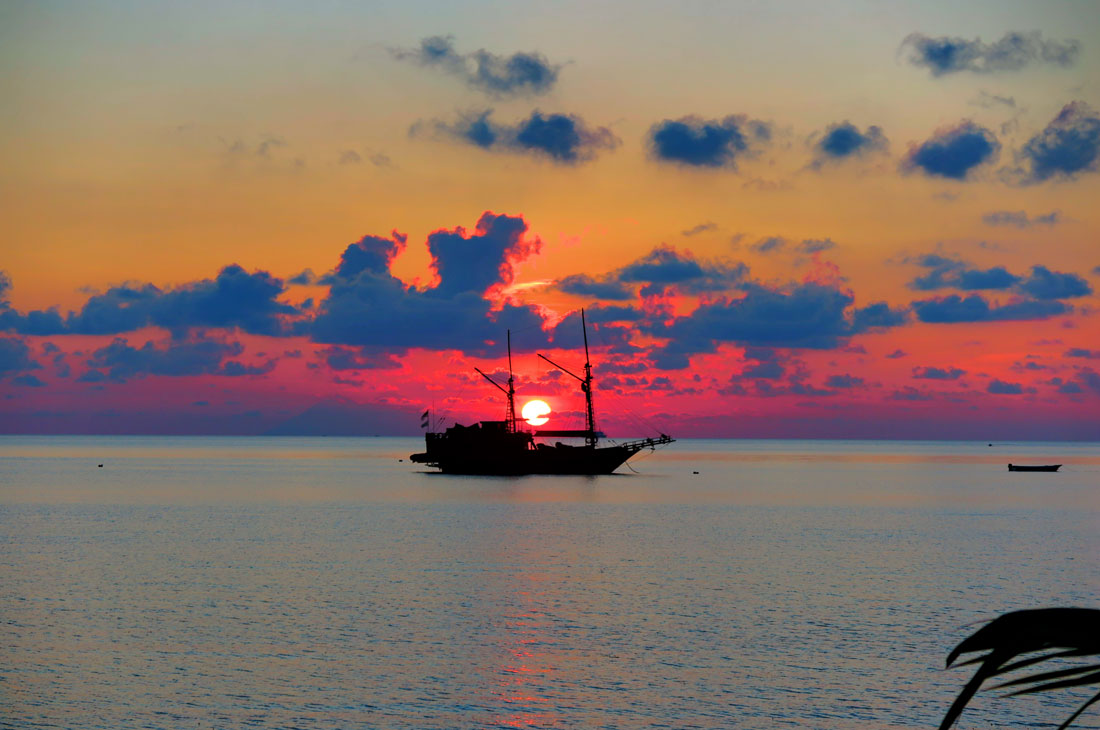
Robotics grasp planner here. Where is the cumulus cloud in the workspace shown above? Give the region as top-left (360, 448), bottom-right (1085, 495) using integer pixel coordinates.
top-left (86, 337), bottom-right (275, 383)
top-left (902, 121), bottom-right (1000, 180)
top-left (809, 121), bottom-right (887, 167)
top-left (645, 282), bottom-right (907, 364)
top-left (1018, 265), bottom-right (1093, 299)
top-left (417, 109), bottom-right (619, 163)
top-left (911, 294), bottom-right (1068, 323)
top-left (1018, 101), bottom-right (1100, 183)
top-left (0, 266), bottom-right (298, 337)
top-left (1066, 348), bottom-right (1100, 359)
top-left (392, 35), bottom-right (560, 97)
top-left (982, 210), bottom-right (1062, 227)
top-left (322, 346), bottom-right (403, 371)
top-left (647, 115), bottom-right (771, 168)
top-left (309, 212), bottom-right (549, 357)
top-left (907, 255), bottom-right (1091, 300)
top-left (555, 244), bottom-right (748, 301)
top-left (913, 366), bottom-right (966, 380)
top-left (987, 378), bottom-right (1024, 395)
top-left (0, 337), bottom-right (39, 376)
top-left (557, 274), bottom-right (633, 301)
top-left (900, 31), bottom-right (1080, 76)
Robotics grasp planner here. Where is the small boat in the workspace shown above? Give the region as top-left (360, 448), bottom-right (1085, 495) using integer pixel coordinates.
top-left (1007, 464), bottom-right (1061, 472)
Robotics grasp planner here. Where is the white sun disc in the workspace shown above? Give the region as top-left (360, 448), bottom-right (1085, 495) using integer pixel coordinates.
top-left (521, 399), bottom-right (551, 426)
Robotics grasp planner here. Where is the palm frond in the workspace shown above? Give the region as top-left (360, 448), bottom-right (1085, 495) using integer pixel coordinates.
top-left (938, 607), bottom-right (1100, 730)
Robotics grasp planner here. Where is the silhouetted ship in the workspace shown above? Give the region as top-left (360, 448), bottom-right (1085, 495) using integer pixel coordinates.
top-left (410, 310), bottom-right (673, 475)
top-left (1007, 463), bottom-right (1061, 472)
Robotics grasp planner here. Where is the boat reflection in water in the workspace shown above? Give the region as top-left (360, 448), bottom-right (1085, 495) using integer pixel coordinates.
top-left (411, 310), bottom-right (673, 475)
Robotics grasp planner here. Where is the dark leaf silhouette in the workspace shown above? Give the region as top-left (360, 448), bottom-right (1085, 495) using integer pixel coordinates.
top-left (939, 608), bottom-right (1100, 729)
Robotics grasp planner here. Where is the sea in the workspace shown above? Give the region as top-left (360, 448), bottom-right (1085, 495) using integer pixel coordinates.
top-left (1, 436), bottom-right (1098, 730)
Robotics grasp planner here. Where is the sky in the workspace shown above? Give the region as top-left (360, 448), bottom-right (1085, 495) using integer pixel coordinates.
top-left (2, 0), bottom-right (1100, 438)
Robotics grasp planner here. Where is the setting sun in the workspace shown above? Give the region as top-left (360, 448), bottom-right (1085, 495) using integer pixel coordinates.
top-left (521, 400), bottom-right (551, 426)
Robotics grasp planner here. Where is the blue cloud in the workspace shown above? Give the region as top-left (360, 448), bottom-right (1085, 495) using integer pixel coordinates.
top-left (421, 109), bottom-right (619, 163)
top-left (11, 373), bottom-right (46, 387)
top-left (825, 374), bottom-right (864, 388)
top-left (913, 366), bottom-right (966, 380)
top-left (648, 282), bottom-right (904, 355)
top-left (903, 121), bottom-right (1000, 179)
top-left (310, 212), bottom-right (550, 357)
top-left (86, 337), bottom-right (270, 382)
top-left (648, 115), bottom-right (771, 168)
top-left (987, 379), bottom-right (1024, 395)
top-left (1018, 265), bottom-right (1092, 299)
top-left (322, 346), bottom-right (403, 371)
top-left (1065, 348), bottom-right (1100, 359)
top-left (1020, 101), bottom-right (1100, 182)
top-left (0, 337), bottom-right (38, 376)
top-left (911, 294), bottom-right (1068, 323)
top-left (900, 31), bottom-right (1079, 76)
top-left (392, 36), bottom-right (561, 97)
top-left (811, 122), bottom-right (887, 166)
top-left (557, 274), bottom-right (633, 301)
top-left (0, 266), bottom-right (298, 337)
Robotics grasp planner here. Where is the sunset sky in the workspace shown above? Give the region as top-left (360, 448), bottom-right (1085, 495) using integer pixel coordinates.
top-left (3, 0), bottom-right (1099, 438)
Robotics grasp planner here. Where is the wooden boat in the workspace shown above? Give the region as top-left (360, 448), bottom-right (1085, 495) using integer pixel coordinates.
top-left (1007, 464), bottom-right (1061, 472)
top-left (410, 310), bottom-right (673, 475)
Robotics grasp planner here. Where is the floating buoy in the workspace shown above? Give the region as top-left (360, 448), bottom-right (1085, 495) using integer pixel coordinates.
top-left (97, 464), bottom-right (103, 467)
top-left (692, 471), bottom-right (699, 474)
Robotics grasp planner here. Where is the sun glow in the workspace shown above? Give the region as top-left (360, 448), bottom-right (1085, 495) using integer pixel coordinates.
top-left (521, 399), bottom-right (551, 426)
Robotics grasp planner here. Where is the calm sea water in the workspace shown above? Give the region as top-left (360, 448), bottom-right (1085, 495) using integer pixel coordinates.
top-left (1, 436), bottom-right (1098, 729)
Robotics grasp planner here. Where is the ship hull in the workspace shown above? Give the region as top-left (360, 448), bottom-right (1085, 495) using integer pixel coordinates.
top-left (415, 444), bottom-right (634, 476)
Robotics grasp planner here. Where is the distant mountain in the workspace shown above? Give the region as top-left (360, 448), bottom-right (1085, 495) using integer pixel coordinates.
top-left (264, 399), bottom-right (420, 436)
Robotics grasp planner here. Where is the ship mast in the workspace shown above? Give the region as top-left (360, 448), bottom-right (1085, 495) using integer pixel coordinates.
top-left (506, 330), bottom-right (516, 433)
top-left (474, 329), bottom-right (517, 433)
top-left (581, 309), bottom-right (597, 447)
top-left (538, 308), bottom-right (599, 447)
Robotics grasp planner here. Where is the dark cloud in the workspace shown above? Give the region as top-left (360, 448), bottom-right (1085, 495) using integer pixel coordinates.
top-left (885, 349), bottom-right (908, 359)
top-left (392, 35), bottom-right (560, 97)
top-left (1065, 348), bottom-right (1100, 359)
top-left (0, 337), bottom-right (38, 376)
top-left (913, 366), bottom-right (966, 380)
top-left (810, 122), bottom-right (887, 167)
top-left (825, 374), bottom-right (863, 388)
top-left (339, 150), bottom-right (362, 164)
top-left (907, 256), bottom-right (1089, 300)
top-left (584, 305), bottom-right (644, 323)
top-left (12, 374), bottom-right (46, 387)
top-left (1018, 265), bottom-right (1092, 299)
top-left (982, 210), bottom-right (1062, 227)
top-left (900, 31), bottom-right (1080, 76)
top-left (0, 266), bottom-right (298, 337)
top-left (987, 379), bottom-right (1024, 395)
top-left (911, 294), bottom-right (1068, 323)
top-left (557, 274), bottom-right (633, 301)
top-left (557, 245), bottom-right (748, 301)
top-left (310, 212), bottom-right (549, 357)
top-left (322, 346), bottom-right (403, 371)
top-left (891, 386), bottom-right (934, 401)
top-left (420, 109), bottom-right (619, 163)
top-left (1019, 101), bottom-right (1100, 182)
top-left (902, 121), bottom-right (1000, 180)
top-left (647, 115), bottom-right (771, 168)
top-left (646, 283), bottom-right (906, 363)
top-left (86, 337), bottom-right (272, 383)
